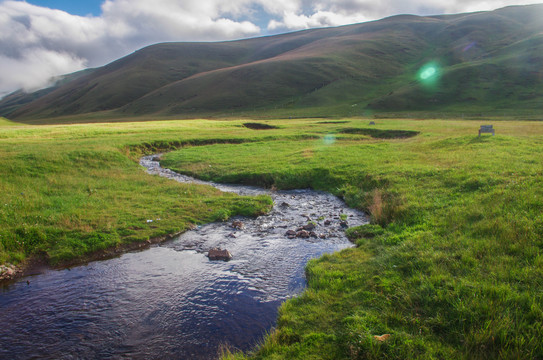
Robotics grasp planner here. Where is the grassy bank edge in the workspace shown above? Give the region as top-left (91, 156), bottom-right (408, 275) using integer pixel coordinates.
top-left (0, 138), bottom-right (275, 285)
top-left (153, 129), bottom-right (543, 359)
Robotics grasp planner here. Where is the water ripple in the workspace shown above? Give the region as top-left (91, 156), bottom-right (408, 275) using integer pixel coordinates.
top-left (0, 156), bottom-right (367, 359)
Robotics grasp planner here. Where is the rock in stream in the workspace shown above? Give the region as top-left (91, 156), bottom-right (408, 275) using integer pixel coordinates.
top-left (0, 156), bottom-right (369, 360)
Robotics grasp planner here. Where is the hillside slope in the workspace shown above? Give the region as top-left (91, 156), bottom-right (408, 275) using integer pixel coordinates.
top-left (1, 4), bottom-right (542, 122)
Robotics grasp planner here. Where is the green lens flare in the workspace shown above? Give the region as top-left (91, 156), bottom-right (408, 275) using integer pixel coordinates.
top-left (323, 134), bottom-right (336, 145)
top-left (417, 62), bottom-right (441, 86)
top-left (420, 67), bottom-right (436, 80)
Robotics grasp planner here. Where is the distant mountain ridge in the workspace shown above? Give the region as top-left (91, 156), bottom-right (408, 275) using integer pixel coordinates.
top-left (2, 4), bottom-right (542, 122)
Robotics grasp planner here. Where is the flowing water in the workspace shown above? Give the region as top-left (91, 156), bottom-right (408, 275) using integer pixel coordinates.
top-left (0, 156), bottom-right (367, 359)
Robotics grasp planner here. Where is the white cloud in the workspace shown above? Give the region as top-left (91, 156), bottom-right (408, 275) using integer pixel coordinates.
top-left (268, 10), bottom-right (369, 31)
top-left (0, 0), bottom-right (261, 96)
top-left (0, 0), bottom-right (541, 97)
top-left (266, 0), bottom-right (543, 31)
top-left (100, 0), bottom-right (261, 42)
top-left (0, 48), bottom-right (86, 93)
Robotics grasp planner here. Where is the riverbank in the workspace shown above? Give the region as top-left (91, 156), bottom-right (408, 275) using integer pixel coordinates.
top-left (1, 117), bottom-right (543, 358)
top-left (0, 229), bottom-right (185, 285)
top-left (157, 120), bottom-right (543, 359)
top-left (1, 153), bottom-right (365, 359)
top-left (0, 119), bottom-right (275, 283)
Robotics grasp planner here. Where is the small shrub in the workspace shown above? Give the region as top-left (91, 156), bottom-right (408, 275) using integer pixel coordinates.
top-left (368, 189), bottom-right (385, 224)
top-left (365, 189), bottom-right (406, 227)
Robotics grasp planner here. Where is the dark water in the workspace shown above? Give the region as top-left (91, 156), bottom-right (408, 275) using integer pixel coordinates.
top-left (0, 156), bottom-right (367, 359)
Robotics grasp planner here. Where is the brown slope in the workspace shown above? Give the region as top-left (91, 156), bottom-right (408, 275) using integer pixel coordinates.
top-left (5, 28), bottom-right (350, 120)
top-left (3, 4), bottom-right (543, 121)
top-left (116, 16), bottom-right (441, 115)
top-left (112, 5), bottom-right (543, 117)
top-left (8, 42), bottom-right (257, 119)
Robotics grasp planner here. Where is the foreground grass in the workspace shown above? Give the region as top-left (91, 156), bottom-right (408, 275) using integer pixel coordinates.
top-left (0, 118), bottom-right (274, 266)
top-left (1, 116), bottom-right (542, 358)
top-left (160, 119), bottom-right (543, 359)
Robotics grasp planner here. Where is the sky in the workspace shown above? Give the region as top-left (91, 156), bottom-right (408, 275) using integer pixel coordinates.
top-left (0, 0), bottom-right (541, 97)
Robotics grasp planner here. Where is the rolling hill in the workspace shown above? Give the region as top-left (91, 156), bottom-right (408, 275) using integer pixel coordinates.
top-left (1, 4), bottom-right (542, 122)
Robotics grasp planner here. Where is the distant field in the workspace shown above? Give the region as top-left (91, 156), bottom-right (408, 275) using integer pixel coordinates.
top-left (1, 117), bottom-right (542, 358)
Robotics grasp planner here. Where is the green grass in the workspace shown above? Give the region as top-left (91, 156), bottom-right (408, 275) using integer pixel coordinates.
top-left (2, 117), bottom-right (542, 358)
top-left (0, 117), bottom-right (22, 127)
top-left (0, 119), bottom-right (274, 266)
top-left (158, 119), bottom-right (543, 359)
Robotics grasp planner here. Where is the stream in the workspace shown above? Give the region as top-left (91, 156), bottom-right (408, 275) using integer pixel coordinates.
top-left (0, 155), bottom-right (368, 359)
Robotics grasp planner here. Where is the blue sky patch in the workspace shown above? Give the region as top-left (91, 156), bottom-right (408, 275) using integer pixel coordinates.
top-left (26, 0), bottom-right (103, 16)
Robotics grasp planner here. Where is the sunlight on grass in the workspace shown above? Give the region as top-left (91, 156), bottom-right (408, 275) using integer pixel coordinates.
top-left (0, 119), bottom-right (274, 265)
top-left (1, 117), bottom-right (543, 358)
top-left (159, 118), bottom-right (543, 359)
top-left (0, 117), bottom-right (25, 127)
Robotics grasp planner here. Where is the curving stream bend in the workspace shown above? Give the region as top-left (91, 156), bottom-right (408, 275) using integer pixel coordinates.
top-left (0, 155), bottom-right (368, 359)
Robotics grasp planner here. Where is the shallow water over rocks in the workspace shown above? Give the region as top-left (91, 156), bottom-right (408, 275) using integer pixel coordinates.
top-left (0, 156), bottom-right (367, 359)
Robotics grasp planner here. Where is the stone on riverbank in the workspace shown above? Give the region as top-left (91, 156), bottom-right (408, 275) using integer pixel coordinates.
top-left (0, 264), bottom-right (19, 281)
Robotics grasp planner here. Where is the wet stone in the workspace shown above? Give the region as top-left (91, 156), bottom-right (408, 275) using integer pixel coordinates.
top-left (303, 223), bottom-right (316, 231)
top-left (296, 230), bottom-right (310, 238)
top-left (231, 220), bottom-right (244, 229)
top-left (0, 155), bottom-right (369, 360)
top-left (207, 248), bottom-right (233, 261)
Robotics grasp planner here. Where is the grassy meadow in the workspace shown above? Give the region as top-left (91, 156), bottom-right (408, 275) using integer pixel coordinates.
top-left (1, 116), bottom-right (542, 358)
top-left (0, 118), bottom-right (274, 266)
top-left (160, 119), bottom-right (543, 359)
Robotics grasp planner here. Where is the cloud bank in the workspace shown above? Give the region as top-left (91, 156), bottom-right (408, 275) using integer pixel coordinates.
top-left (0, 0), bottom-right (541, 96)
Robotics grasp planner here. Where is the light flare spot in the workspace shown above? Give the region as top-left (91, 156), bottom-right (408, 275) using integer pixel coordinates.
top-left (323, 134), bottom-right (336, 145)
top-left (417, 61), bottom-right (441, 87)
top-left (420, 67), bottom-right (436, 80)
